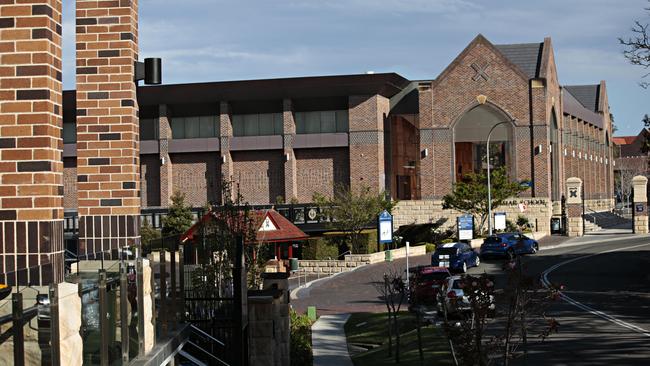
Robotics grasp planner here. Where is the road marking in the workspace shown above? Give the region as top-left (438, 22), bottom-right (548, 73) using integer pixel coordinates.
top-left (541, 242), bottom-right (650, 338)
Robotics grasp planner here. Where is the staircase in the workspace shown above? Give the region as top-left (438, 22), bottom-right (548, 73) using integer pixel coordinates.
top-left (583, 211), bottom-right (633, 234)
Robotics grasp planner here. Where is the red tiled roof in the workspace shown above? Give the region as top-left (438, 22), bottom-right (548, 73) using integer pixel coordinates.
top-left (612, 136), bottom-right (637, 145)
top-left (180, 209), bottom-right (308, 244)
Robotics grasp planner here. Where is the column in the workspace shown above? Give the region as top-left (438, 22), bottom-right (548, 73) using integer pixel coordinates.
top-left (220, 101), bottom-right (234, 200)
top-left (158, 104), bottom-right (172, 207)
top-left (418, 85), bottom-right (435, 199)
top-left (75, 0), bottom-right (140, 258)
top-left (0, 0), bottom-right (65, 285)
top-left (632, 175), bottom-right (648, 234)
top-left (566, 177), bottom-right (583, 237)
top-left (282, 99), bottom-right (297, 202)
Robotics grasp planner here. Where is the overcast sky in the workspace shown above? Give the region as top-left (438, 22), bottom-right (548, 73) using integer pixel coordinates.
top-left (62, 0), bottom-right (649, 136)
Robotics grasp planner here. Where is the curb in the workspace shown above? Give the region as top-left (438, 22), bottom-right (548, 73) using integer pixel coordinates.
top-left (290, 265), bottom-right (364, 301)
top-left (540, 233), bottom-right (649, 251)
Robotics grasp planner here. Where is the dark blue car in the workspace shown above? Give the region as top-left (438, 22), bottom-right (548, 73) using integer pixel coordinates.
top-left (479, 233), bottom-right (539, 258)
top-left (431, 242), bottom-right (479, 273)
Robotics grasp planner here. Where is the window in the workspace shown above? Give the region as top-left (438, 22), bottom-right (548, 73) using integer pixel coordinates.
top-left (140, 118), bottom-right (158, 140)
top-left (171, 115), bottom-right (219, 139)
top-left (295, 110), bottom-right (348, 134)
top-left (63, 122), bottom-right (76, 143)
top-left (231, 113), bottom-right (283, 136)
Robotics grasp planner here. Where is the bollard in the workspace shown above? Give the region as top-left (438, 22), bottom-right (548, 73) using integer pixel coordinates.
top-left (12, 293), bottom-right (24, 366)
top-left (99, 269), bottom-right (109, 366)
top-left (307, 306), bottom-right (317, 321)
top-left (120, 262), bottom-right (129, 363)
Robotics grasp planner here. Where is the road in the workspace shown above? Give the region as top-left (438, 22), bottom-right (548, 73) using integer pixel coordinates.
top-left (293, 235), bottom-right (650, 365)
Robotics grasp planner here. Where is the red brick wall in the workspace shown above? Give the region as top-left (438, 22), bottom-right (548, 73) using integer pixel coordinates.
top-left (170, 152), bottom-right (220, 207)
top-left (295, 148), bottom-right (349, 202)
top-left (0, 0), bottom-right (65, 285)
top-left (231, 150), bottom-right (284, 204)
top-left (75, 0), bottom-right (140, 257)
top-left (349, 95), bottom-right (388, 193)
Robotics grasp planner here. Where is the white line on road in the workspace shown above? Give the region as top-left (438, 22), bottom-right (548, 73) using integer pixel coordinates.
top-left (541, 242), bottom-right (650, 338)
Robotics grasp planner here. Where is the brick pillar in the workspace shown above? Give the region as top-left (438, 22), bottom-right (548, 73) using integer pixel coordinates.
top-left (220, 101), bottom-right (233, 200)
top-left (566, 177), bottom-right (583, 237)
top-left (349, 95), bottom-right (388, 193)
top-left (0, 0), bottom-right (65, 285)
top-left (158, 104), bottom-right (172, 207)
top-left (282, 99), bottom-right (297, 202)
top-left (75, 0), bottom-right (140, 259)
top-left (418, 85), bottom-right (435, 199)
top-left (632, 175), bottom-right (648, 234)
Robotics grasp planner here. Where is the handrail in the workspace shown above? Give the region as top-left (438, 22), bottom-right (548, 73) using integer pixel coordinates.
top-left (184, 340), bottom-right (229, 365)
top-left (189, 324), bottom-right (226, 347)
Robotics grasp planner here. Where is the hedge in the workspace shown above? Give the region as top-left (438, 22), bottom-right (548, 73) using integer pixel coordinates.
top-left (302, 229), bottom-right (379, 259)
top-left (302, 237), bottom-right (339, 260)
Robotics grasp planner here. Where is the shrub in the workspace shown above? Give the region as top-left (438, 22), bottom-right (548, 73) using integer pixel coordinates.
top-left (323, 229), bottom-right (379, 255)
top-left (290, 309), bottom-right (314, 366)
top-left (424, 243), bottom-right (436, 253)
top-left (302, 237), bottom-right (339, 260)
top-left (441, 238), bottom-right (455, 244)
top-left (505, 219), bottom-right (518, 232)
top-left (516, 215), bottom-right (532, 231)
top-left (393, 219), bottom-right (454, 247)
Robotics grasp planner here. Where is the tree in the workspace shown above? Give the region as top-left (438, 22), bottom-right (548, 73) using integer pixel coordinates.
top-left (619, 1), bottom-right (650, 88)
top-left (140, 218), bottom-right (161, 249)
top-left (313, 183), bottom-right (395, 253)
top-left (615, 156), bottom-right (648, 213)
top-left (372, 266), bottom-right (407, 363)
top-left (161, 191), bottom-right (194, 237)
top-left (442, 167), bottom-right (529, 235)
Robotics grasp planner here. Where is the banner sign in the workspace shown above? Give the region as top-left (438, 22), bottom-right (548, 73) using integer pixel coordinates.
top-left (378, 210), bottom-right (393, 244)
top-left (494, 212), bottom-right (506, 230)
top-left (458, 215), bottom-right (473, 240)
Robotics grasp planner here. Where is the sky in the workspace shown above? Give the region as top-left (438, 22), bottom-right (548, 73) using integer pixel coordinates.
top-left (62, 0), bottom-right (650, 136)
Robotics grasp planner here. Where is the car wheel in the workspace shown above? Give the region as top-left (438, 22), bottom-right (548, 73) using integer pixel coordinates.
top-left (462, 262), bottom-right (467, 273)
top-left (475, 256), bottom-right (480, 267)
top-left (531, 243), bottom-right (539, 254)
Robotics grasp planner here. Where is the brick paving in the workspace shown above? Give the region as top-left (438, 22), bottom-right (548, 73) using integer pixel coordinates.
top-left (292, 254), bottom-right (431, 315)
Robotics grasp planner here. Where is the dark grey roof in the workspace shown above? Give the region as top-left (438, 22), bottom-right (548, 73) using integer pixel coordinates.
top-left (494, 42), bottom-right (544, 79)
top-left (564, 85), bottom-right (600, 112)
top-left (562, 87), bottom-right (603, 128)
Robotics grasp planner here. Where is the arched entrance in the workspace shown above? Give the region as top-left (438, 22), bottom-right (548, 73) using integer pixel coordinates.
top-left (453, 104), bottom-right (514, 181)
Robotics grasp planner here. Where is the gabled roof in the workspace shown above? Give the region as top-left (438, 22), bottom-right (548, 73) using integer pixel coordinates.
top-left (561, 86), bottom-right (603, 128)
top-left (494, 42), bottom-right (544, 79)
top-left (564, 85), bottom-right (600, 113)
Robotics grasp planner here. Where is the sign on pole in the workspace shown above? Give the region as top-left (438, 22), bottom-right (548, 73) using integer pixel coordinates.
top-left (494, 212), bottom-right (506, 231)
top-left (458, 215), bottom-right (473, 240)
top-left (378, 210), bottom-right (393, 244)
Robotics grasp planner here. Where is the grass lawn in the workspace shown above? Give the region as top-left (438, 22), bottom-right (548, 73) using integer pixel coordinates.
top-left (344, 312), bottom-right (454, 366)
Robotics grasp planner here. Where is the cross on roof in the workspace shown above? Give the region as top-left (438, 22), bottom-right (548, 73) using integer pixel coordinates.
top-left (471, 62), bottom-right (490, 82)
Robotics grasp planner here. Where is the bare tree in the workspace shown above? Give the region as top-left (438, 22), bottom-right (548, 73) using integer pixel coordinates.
top-left (616, 157), bottom-right (648, 214)
top-left (619, 1), bottom-right (650, 88)
top-left (373, 266), bottom-right (407, 363)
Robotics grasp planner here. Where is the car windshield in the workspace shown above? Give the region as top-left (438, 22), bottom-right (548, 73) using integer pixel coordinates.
top-left (419, 272), bottom-right (449, 282)
top-left (436, 248), bottom-right (458, 256)
top-left (484, 236), bottom-right (502, 244)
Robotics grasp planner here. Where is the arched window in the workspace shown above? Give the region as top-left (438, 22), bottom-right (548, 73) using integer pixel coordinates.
top-left (454, 104), bottom-right (513, 182)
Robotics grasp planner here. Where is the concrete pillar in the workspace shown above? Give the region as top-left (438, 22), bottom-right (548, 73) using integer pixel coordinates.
top-left (158, 105), bottom-right (173, 207)
top-left (632, 175), bottom-right (648, 234)
top-left (566, 177), bottom-right (583, 237)
top-left (75, 0), bottom-right (140, 258)
top-left (0, 0), bottom-right (65, 285)
top-left (282, 99), bottom-right (297, 202)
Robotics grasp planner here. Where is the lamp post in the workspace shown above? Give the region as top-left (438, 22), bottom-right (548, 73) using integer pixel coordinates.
top-left (486, 121), bottom-right (510, 236)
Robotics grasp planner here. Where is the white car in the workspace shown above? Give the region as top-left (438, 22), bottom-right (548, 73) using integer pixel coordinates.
top-left (438, 275), bottom-right (495, 317)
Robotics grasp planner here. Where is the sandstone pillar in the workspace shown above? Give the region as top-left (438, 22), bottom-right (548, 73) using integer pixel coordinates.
top-left (632, 175), bottom-right (648, 234)
top-left (0, 0), bottom-right (65, 285)
top-left (282, 99), bottom-right (297, 202)
top-left (566, 177), bottom-right (583, 237)
top-left (158, 104), bottom-right (172, 207)
top-left (53, 282), bottom-right (83, 365)
top-left (75, 0), bottom-right (141, 258)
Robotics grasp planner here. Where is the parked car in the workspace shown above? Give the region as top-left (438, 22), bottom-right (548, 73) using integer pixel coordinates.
top-left (431, 242), bottom-right (479, 273)
top-left (479, 232), bottom-right (539, 258)
top-left (409, 266), bottom-right (451, 306)
top-left (438, 275), bottom-right (495, 317)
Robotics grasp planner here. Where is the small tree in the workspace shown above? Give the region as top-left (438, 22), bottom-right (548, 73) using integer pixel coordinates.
top-left (442, 167), bottom-right (529, 235)
top-left (619, 1), bottom-right (650, 88)
top-left (140, 219), bottom-right (161, 250)
top-left (372, 266), bottom-right (407, 363)
top-left (162, 191), bottom-right (194, 237)
top-left (313, 183), bottom-right (395, 253)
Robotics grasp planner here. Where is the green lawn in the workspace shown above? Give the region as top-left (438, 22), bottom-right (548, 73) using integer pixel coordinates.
top-left (344, 312), bottom-right (454, 366)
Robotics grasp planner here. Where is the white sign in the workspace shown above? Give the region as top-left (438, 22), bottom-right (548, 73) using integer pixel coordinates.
top-left (379, 220), bottom-right (392, 242)
top-left (518, 203), bottom-right (527, 213)
top-left (259, 216), bottom-right (277, 231)
top-left (494, 212), bottom-right (506, 230)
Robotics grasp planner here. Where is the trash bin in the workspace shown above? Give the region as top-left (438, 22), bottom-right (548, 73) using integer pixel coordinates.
top-left (289, 258), bottom-right (299, 272)
top-left (385, 250), bottom-right (393, 262)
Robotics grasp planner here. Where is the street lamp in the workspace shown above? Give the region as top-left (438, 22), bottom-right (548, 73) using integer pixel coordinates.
top-left (486, 121), bottom-right (511, 236)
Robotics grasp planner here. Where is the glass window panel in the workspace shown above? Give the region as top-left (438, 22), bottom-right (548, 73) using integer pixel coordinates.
top-left (321, 111), bottom-right (336, 133)
top-left (295, 112), bottom-right (306, 134)
top-left (258, 113), bottom-right (274, 136)
top-left (171, 118), bottom-right (185, 139)
top-left (274, 113), bottom-right (283, 135)
top-left (305, 111), bottom-right (320, 134)
top-left (336, 110), bottom-right (349, 132)
top-left (63, 123), bottom-right (76, 143)
top-left (184, 116), bottom-right (200, 138)
top-left (199, 116), bottom-right (215, 137)
top-left (232, 115), bottom-right (244, 136)
top-left (244, 114), bottom-right (259, 136)
top-left (140, 118), bottom-right (157, 140)
top-left (214, 116), bottom-right (221, 137)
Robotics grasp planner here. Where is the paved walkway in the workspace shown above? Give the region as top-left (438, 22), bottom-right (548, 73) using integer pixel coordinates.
top-left (312, 313), bottom-right (354, 366)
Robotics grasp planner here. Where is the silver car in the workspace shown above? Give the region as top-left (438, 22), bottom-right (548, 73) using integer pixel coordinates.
top-left (438, 275), bottom-right (495, 317)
